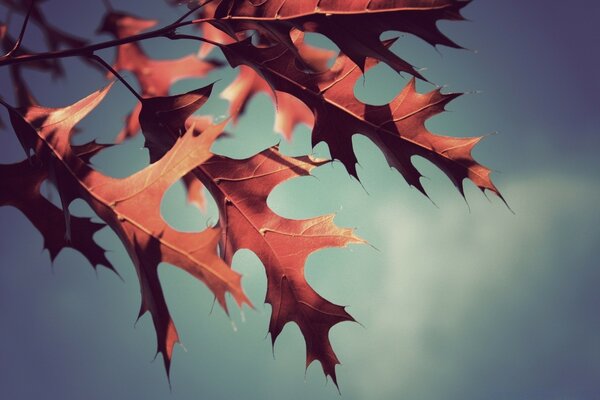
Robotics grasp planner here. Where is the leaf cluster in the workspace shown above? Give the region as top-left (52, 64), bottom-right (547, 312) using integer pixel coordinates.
top-left (0, 0), bottom-right (501, 388)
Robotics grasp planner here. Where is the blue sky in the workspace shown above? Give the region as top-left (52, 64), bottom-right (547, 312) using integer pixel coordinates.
top-left (0, 1), bottom-right (599, 399)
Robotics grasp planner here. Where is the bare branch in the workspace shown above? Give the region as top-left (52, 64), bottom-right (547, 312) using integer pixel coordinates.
top-left (1, 0), bottom-right (33, 58)
top-left (0, 17), bottom-right (214, 68)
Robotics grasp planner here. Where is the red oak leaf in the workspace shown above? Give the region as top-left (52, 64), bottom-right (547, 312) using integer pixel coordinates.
top-left (198, 148), bottom-right (363, 386)
top-left (199, 0), bottom-right (470, 79)
top-left (139, 84), bottom-right (215, 161)
top-left (0, 158), bottom-right (113, 272)
top-left (139, 102), bottom-right (362, 383)
top-left (135, 78), bottom-right (363, 384)
top-left (138, 85), bottom-right (218, 212)
top-left (219, 36), bottom-right (503, 200)
top-left (3, 86), bottom-right (250, 375)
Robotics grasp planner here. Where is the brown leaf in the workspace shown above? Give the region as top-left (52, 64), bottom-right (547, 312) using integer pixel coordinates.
top-left (0, 159), bottom-right (113, 272)
top-left (201, 0), bottom-right (470, 79)
top-left (3, 86), bottom-right (251, 375)
top-left (220, 36), bottom-right (503, 200)
top-left (136, 84), bottom-right (363, 385)
top-left (221, 30), bottom-right (332, 139)
top-left (139, 84), bottom-right (215, 162)
top-left (197, 148), bottom-right (363, 385)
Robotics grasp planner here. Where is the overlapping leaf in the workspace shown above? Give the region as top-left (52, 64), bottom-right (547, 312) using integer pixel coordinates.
top-left (0, 158), bottom-right (112, 272)
top-left (199, 0), bottom-right (470, 78)
top-left (3, 86), bottom-right (250, 374)
top-left (219, 36), bottom-right (502, 199)
top-left (0, 0), bottom-right (502, 389)
top-left (221, 29), bottom-right (332, 139)
top-left (98, 10), bottom-right (221, 142)
top-left (137, 84), bottom-right (363, 384)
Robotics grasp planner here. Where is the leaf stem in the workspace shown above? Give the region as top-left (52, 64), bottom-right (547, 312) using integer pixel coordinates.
top-left (89, 54), bottom-right (143, 102)
top-left (167, 33), bottom-right (222, 48)
top-left (0, 0), bottom-right (33, 59)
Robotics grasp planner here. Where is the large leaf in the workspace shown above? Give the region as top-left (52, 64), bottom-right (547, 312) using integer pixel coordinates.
top-left (3, 86), bottom-right (250, 375)
top-left (219, 37), bottom-right (502, 199)
top-left (138, 90), bottom-right (363, 383)
top-left (198, 148), bottom-right (363, 385)
top-left (200, 0), bottom-right (470, 79)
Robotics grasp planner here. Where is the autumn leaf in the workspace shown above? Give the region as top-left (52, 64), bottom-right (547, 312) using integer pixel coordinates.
top-left (198, 148), bottom-right (363, 385)
top-left (137, 84), bottom-right (218, 212)
top-left (0, 0), bottom-right (502, 388)
top-left (221, 30), bottom-right (332, 139)
top-left (218, 36), bottom-right (502, 200)
top-left (139, 84), bottom-right (215, 162)
top-left (135, 78), bottom-right (363, 384)
top-left (0, 158), bottom-right (113, 272)
top-left (2, 85), bottom-right (251, 375)
top-left (97, 10), bottom-right (221, 142)
top-left (199, 0), bottom-right (470, 79)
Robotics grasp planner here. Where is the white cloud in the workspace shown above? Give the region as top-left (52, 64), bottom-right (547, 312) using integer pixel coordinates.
top-left (340, 173), bottom-right (600, 399)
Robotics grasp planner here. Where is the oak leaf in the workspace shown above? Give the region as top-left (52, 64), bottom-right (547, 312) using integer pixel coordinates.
top-left (137, 93), bottom-right (363, 382)
top-left (219, 36), bottom-right (502, 199)
top-left (3, 85), bottom-right (250, 374)
top-left (221, 30), bottom-right (332, 139)
top-left (0, 158), bottom-right (112, 272)
top-left (200, 0), bottom-right (470, 78)
top-left (198, 148), bottom-right (363, 385)
top-left (134, 76), bottom-right (363, 385)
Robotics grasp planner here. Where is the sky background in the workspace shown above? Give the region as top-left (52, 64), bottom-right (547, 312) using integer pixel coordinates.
top-left (1, 1), bottom-right (599, 399)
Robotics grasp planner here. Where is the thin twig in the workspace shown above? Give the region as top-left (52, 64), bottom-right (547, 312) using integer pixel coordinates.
top-left (173, 0), bottom-right (215, 25)
top-left (168, 32), bottom-right (221, 48)
top-left (0, 15), bottom-right (215, 68)
top-left (1, 0), bottom-right (33, 58)
top-left (89, 54), bottom-right (143, 102)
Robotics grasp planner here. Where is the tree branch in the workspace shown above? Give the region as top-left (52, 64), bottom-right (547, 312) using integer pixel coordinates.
top-left (0, 16), bottom-right (215, 68)
top-left (1, 0), bottom-right (33, 59)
